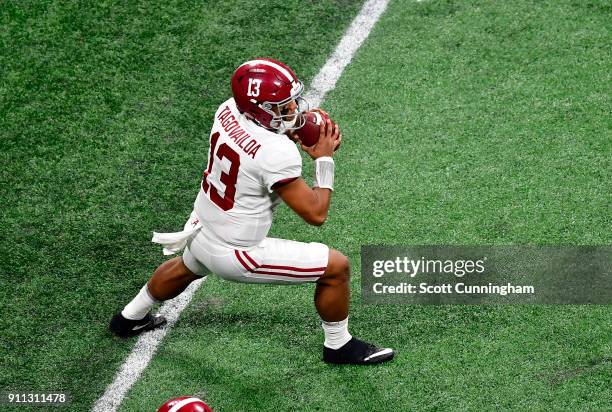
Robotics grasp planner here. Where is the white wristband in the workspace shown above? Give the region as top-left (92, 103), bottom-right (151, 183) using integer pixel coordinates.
top-left (314, 156), bottom-right (334, 190)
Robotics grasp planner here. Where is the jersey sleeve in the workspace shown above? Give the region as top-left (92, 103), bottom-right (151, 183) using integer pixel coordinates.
top-left (260, 143), bottom-right (302, 192)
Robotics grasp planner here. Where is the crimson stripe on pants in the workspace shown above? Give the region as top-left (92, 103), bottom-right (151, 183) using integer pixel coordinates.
top-left (242, 251), bottom-right (326, 272)
top-left (234, 250), bottom-right (254, 272)
top-left (253, 269), bottom-right (322, 279)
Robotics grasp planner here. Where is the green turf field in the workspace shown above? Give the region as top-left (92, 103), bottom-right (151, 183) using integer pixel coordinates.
top-left (1, 0), bottom-right (610, 411)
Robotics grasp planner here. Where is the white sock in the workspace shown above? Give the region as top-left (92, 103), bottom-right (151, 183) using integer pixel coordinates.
top-left (322, 317), bottom-right (352, 349)
top-left (121, 284), bottom-right (158, 320)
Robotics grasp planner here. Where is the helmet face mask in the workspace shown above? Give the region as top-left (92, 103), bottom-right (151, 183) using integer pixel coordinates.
top-left (231, 58), bottom-right (309, 133)
top-left (267, 93), bottom-right (310, 133)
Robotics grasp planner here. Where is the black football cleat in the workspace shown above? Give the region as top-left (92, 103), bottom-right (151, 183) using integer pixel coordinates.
top-left (323, 337), bottom-right (395, 365)
top-left (109, 312), bottom-right (167, 338)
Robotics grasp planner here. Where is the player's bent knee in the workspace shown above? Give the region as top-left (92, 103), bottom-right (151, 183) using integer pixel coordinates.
top-left (320, 249), bottom-right (350, 284)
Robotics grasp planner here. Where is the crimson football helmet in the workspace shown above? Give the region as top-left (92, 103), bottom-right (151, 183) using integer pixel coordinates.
top-left (157, 396), bottom-right (212, 412)
top-left (230, 58), bottom-right (308, 133)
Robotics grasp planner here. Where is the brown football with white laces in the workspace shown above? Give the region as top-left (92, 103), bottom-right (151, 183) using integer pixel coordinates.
top-left (295, 110), bottom-right (331, 147)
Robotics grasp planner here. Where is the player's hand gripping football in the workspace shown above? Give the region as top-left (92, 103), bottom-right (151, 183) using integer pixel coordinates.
top-left (299, 113), bottom-right (342, 160)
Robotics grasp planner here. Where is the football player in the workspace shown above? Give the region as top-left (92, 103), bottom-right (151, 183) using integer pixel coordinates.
top-left (110, 58), bottom-right (394, 365)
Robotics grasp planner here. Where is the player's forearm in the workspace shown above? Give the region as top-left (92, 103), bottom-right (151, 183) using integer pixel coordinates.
top-left (308, 187), bottom-right (332, 226)
top-left (308, 157), bottom-right (335, 226)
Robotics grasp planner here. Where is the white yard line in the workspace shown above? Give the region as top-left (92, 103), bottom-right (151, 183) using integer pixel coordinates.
top-left (303, 0), bottom-right (390, 108)
top-left (92, 1), bottom-right (389, 410)
top-left (92, 278), bottom-right (205, 412)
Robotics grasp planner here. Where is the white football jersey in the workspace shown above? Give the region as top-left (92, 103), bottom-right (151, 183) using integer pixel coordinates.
top-left (194, 98), bottom-right (302, 248)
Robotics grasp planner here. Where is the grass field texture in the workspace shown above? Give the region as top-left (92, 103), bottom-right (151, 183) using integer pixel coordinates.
top-left (2, 0), bottom-right (611, 411)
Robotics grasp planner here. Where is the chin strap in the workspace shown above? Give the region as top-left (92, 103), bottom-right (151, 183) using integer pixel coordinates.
top-left (313, 156), bottom-right (334, 190)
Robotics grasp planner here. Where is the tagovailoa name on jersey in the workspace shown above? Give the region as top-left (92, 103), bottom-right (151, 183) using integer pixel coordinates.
top-left (218, 105), bottom-right (261, 159)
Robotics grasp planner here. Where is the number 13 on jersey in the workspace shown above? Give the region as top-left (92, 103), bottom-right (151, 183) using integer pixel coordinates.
top-left (202, 131), bottom-right (241, 211)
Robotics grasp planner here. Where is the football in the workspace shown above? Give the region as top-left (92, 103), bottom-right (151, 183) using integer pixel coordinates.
top-left (295, 110), bottom-right (330, 147)
top-left (157, 396), bottom-right (213, 412)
